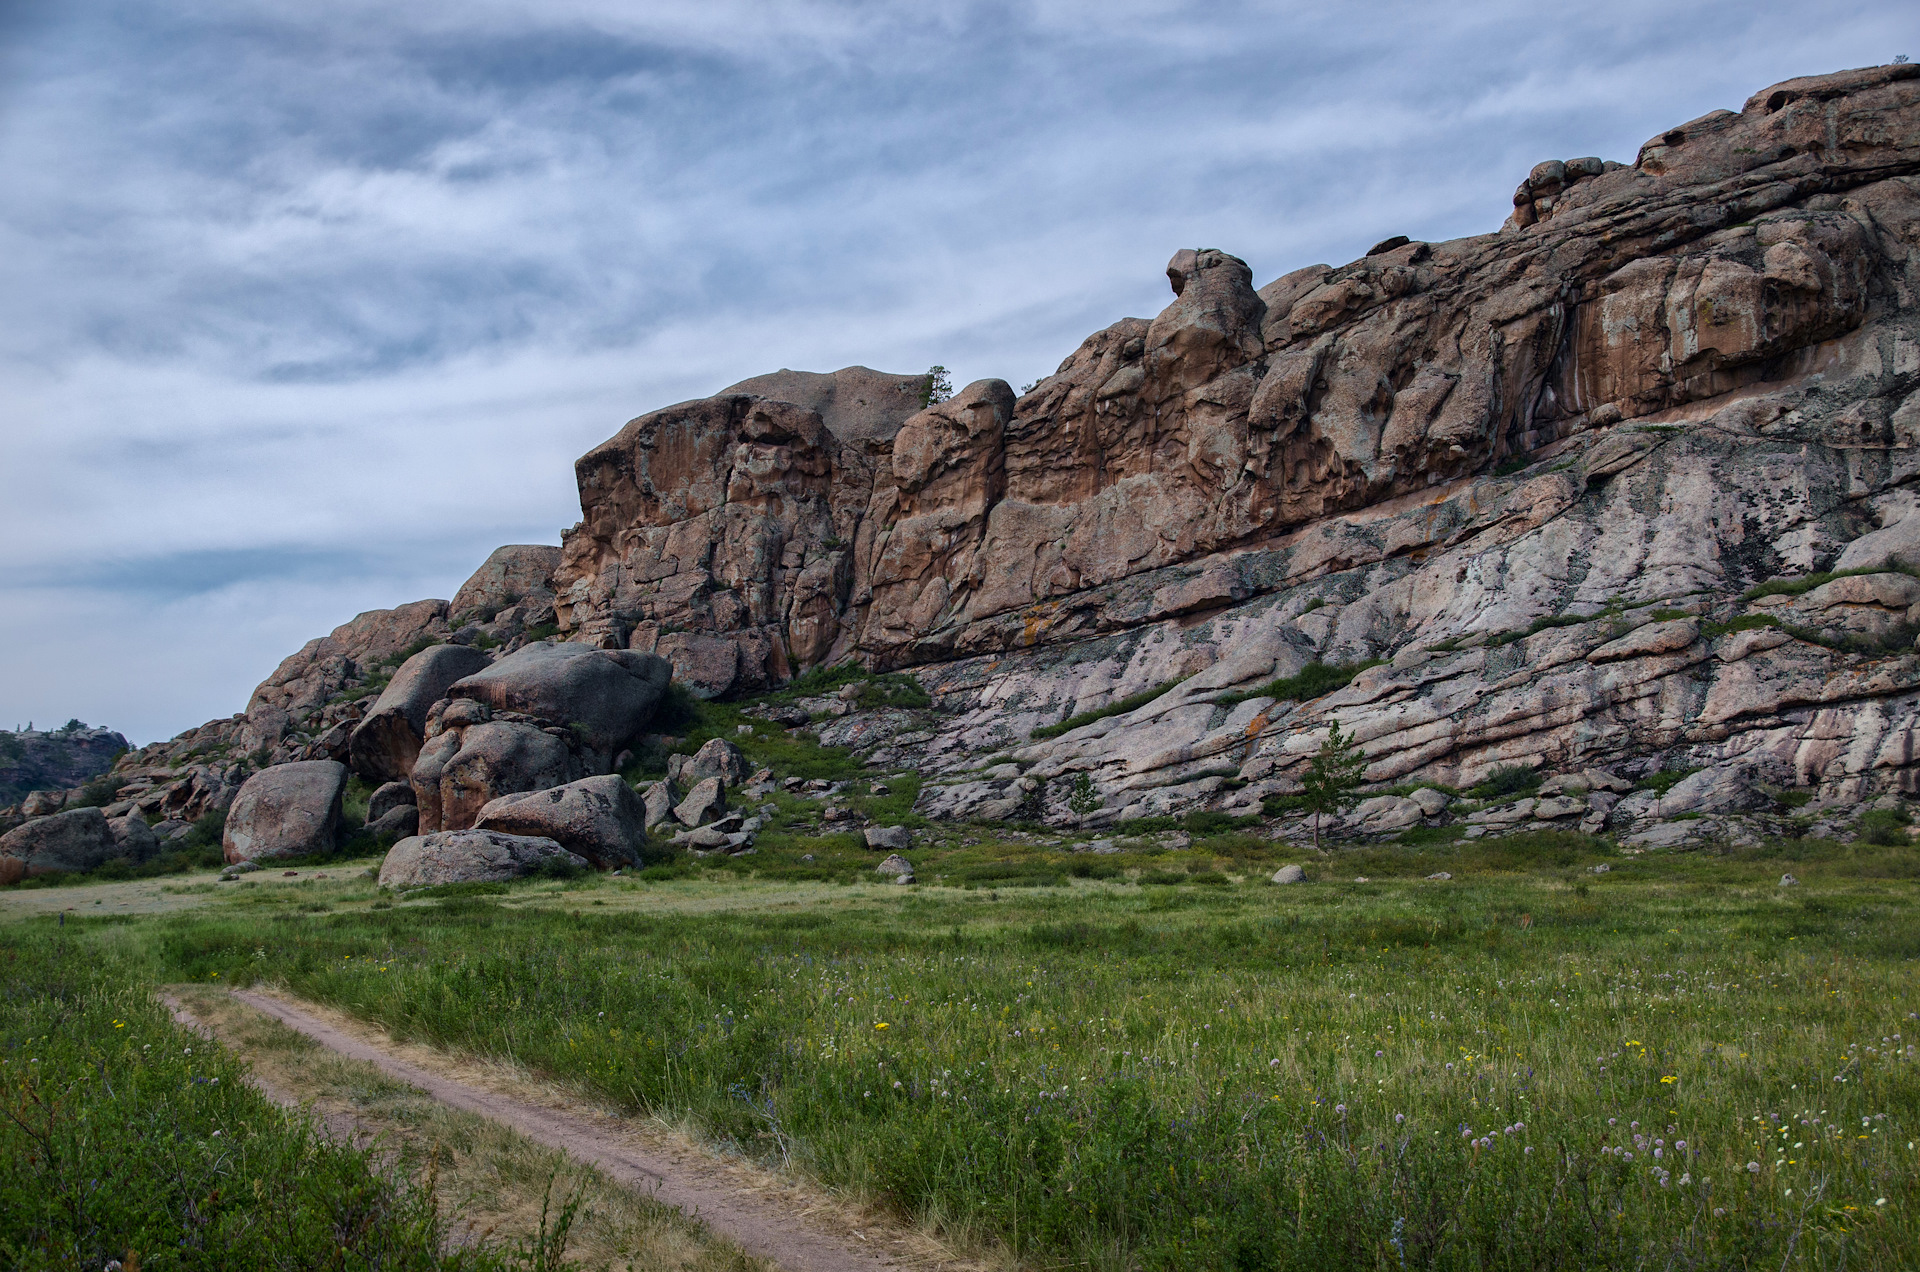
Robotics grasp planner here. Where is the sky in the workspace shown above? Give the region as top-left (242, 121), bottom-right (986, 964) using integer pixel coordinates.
top-left (1, 0), bottom-right (1915, 745)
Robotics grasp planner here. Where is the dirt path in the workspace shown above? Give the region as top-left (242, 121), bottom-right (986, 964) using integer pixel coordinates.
top-left (220, 989), bottom-right (950, 1272)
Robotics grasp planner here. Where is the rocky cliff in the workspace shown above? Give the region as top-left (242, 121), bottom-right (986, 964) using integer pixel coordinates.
top-left (55, 63), bottom-right (1920, 846)
top-left (0, 725), bottom-right (127, 809)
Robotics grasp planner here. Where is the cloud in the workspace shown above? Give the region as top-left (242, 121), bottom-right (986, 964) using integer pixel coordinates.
top-left (1, 0), bottom-right (1915, 741)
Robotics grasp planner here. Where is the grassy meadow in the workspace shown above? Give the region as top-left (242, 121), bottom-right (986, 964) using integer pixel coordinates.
top-left (10, 691), bottom-right (1920, 1268)
top-left (12, 821), bottom-right (1915, 1271)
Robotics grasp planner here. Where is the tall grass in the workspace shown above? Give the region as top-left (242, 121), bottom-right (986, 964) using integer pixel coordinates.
top-left (0, 929), bottom-right (532, 1270)
top-left (114, 849), bottom-right (1920, 1270)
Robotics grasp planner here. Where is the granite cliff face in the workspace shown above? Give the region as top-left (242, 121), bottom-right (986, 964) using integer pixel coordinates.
top-left (41, 63), bottom-right (1920, 848)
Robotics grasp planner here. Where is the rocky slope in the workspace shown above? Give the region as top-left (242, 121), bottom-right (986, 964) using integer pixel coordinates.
top-left (21, 62), bottom-right (1920, 853)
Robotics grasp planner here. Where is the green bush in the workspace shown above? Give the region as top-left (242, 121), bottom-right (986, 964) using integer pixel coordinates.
top-left (1467, 764), bottom-right (1541, 802)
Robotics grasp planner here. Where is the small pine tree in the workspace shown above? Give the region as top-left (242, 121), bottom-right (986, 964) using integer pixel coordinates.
top-left (920, 365), bottom-right (954, 407)
top-left (1300, 718), bottom-right (1368, 852)
top-left (1067, 772), bottom-right (1100, 816)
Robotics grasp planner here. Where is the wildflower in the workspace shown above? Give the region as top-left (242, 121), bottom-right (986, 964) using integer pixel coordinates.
top-left (1713, 1208), bottom-right (1726, 1217)
top-left (875, 1022), bottom-right (889, 1030)
top-left (1747, 1162), bottom-right (1761, 1172)
top-left (1395, 1113), bottom-right (1405, 1124)
top-left (1269, 1058), bottom-right (1280, 1067)
top-left (1336, 1104), bottom-right (1346, 1115)
top-left (1375, 1049), bottom-right (1383, 1056)
top-left (1524, 1146), bottom-right (1533, 1155)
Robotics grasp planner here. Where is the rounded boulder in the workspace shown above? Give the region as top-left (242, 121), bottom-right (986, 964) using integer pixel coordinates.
top-left (378, 829), bottom-right (587, 889)
top-left (0, 806), bottom-right (118, 882)
top-left (222, 760), bottom-right (348, 864)
top-left (349, 644), bottom-right (494, 782)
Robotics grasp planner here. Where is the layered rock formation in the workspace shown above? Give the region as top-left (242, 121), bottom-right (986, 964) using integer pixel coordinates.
top-left (14, 63), bottom-right (1920, 862)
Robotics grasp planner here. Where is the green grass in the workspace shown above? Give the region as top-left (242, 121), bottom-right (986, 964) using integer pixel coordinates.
top-left (0, 931), bottom-right (544, 1270)
top-left (1742, 564), bottom-right (1920, 602)
top-left (1216, 658), bottom-right (1387, 708)
top-left (35, 824), bottom-right (1920, 1270)
top-left (1031, 677), bottom-right (1190, 740)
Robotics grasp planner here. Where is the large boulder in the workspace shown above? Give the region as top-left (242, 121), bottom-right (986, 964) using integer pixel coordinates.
top-left (640, 779), bottom-right (680, 830)
top-left (348, 644), bottom-right (494, 782)
top-left (668, 738), bottom-right (751, 788)
top-left (410, 702), bottom-right (583, 834)
top-left (222, 761), bottom-right (348, 864)
top-left (377, 829), bottom-right (587, 889)
top-left (108, 814), bottom-right (158, 862)
top-left (0, 807), bottom-right (118, 883)
top-left (447, 643), bottom-right (673, 765)
top-left (473, 774), bottom-right (648, 869)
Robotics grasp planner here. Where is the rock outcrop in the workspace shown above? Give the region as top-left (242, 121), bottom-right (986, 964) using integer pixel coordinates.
top-left (222, 760), bottom-right (348, 863)
top-left (0, 724), bottom-right (127, 809)
top-left (31, 64), bottom-right (1920, 866)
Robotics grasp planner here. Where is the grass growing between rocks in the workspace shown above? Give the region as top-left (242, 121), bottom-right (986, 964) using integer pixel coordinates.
top-left (38, 835), bottom-right (1920, 1271)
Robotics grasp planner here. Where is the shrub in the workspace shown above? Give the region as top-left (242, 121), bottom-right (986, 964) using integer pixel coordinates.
top-left (1217, 659), bottom-right (1385, 708)
top-left (1468, 764), bottom-right (1542, 802)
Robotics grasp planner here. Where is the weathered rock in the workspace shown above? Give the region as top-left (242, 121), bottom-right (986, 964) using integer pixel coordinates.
top-left (473, 774), bottom-right (648, 869)
top-left (368, 780), bottom-right (416, 822)
top-left (349, 644), bottom-right (494, 782)
top-left (717, 365), bottom-right (930, 443)
top-left (0, 807), bottom-right (118, 882)
top-left (447, 643), bottom-right (672, 763)
top-left (1780, 873), bottom-right (1799, 887)
top-left (1271, 863), bottom-right (1306, 884)
top-left (0, 725), bottom-right (130, 810)
top-left (411, 718), bottom-right (582, 835)
top-left (1407, 787), bottom-right (1452, 816)
top-left (1426, 871), bottom-right (1452, 881)
top-left (875, 853), bottom-right (914, 878)
top-left (20, 789), bottom-right (66, 817)
top-left (107, 814), bottom-right (157, 862)
top-left (668, 738), bottom-right (751, 788)
top-left (377, 830), bottom-right (587, 889)
top-left (864, 824), bottom-right (913, 851)
top-left (1346, 794), bottom-right (1424, 833)
top-left (673, 777), bottom-right (727, 827)
top-left (450, 544), bottom-right (564, 621)
top-left (222, 761), bottom-right (348, 864)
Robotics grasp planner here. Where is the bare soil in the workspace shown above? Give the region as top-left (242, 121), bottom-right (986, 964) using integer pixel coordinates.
top-left (180, 986), bottom-right (981, 1272)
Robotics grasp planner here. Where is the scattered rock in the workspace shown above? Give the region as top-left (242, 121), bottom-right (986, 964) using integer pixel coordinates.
top-left (875, 853), bottom-right (914, 879)
top-left (865, 825), bottom-right (913, 851)
top-left (1408, 788), bottom-right (1452, 816)
top-left (223, 761), bottom-right (348, 864)
top-left (378, 830), bottom-right (588, 889)
top-left (1271, 863), bottom-right (1306, 884)
top-left (668, 738), bottom-right (752, 788)
top-left (1426, 871), bottom-right (1452, 881)
top-left (640, 779), bottom-right (680, 830)
top-left (1779, 873), bottom-right (1799, 887)
top-left (107, 814), bottom-right (158, 862)
top-left (411, 718), bottom-right (581, 834)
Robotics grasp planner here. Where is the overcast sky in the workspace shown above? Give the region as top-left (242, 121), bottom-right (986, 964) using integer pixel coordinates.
top-left (1, 0), bottom-right (1914, 744)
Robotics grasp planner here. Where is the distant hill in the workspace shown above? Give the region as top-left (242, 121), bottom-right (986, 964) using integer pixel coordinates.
top-left (0, 723), bottom-right (129, 807)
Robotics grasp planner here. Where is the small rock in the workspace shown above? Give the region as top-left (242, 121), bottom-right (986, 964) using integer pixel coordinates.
top-left (1408, 787), bottom-right (1452, 817)
top-left (801, 853), bottom-right (815, 862)
top-left (1426, 871), bottom-right (1452, 881)
top-left (1532, 796), bottom-right (1586, 820)
top-left (875, 853), bottom-right (914, 877)
top-left (1089, 838), bottom-right (1119, 854)
top-left (736, 724), bottom-right (754, 736)
top-left (1271, 864), bottom-right (1306, 884)
top-left (870, 783), bottom-right (891, 796)
top-left (687, 826), bottom-right (732, 850)
top-left (865, 825), bottom-right (913, 851)
top-left (641, 779), bottom-right (680, 830)
top-left (1779, 873), bottom-right (1799, 887)
top-left (1588, 863), bottom-right (1611, 874)
top-left (1353, 876), bottom-right (1371, 883)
